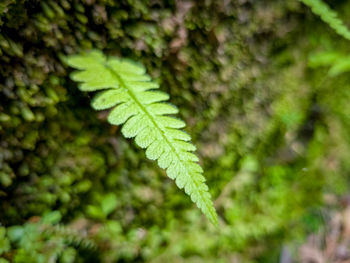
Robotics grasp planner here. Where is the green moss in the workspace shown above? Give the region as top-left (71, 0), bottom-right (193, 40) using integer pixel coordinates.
top-left (1, 0), bottom-right (350, 262)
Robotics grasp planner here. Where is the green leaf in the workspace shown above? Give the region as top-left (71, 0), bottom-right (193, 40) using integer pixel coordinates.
top-left (7, 226), bottom-right (24, 242)
top-left (41, 211), bottom-right (62, 224)
top-left (67, 50), bottom-right (218, 225)
top-left (86, 206), bottom-right (105, 220)
top-left (0, 227), bottom-right (10, 255)
top-left (308, 51), bottom-right (350, 76)
top-left (101, 193), bottom-right (118, 216)
top-left (300, 0), bottom-right (350, 41)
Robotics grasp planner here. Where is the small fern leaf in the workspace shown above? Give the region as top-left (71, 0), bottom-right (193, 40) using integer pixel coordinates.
top-left (66, 50), bottom-right (218, 225)
top-left (300, 0), bottom-right (350, 41)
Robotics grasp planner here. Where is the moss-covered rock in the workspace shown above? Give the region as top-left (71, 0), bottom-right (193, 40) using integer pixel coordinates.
top-left (1, 0), bottom-right (350, 262)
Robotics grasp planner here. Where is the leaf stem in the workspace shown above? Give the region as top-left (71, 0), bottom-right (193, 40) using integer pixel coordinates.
top-left (104, 63), bottom-right (217, 224)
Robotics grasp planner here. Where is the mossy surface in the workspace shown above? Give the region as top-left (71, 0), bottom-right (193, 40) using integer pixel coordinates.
top-left (1, 0), bottom-right (350, 262)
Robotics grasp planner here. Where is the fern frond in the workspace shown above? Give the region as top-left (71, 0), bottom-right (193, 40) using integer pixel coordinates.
top-left (66, 50), bottom-right (218, 225)
top-left (300, 0), bottom-right (350, 41)
top-left (44, 225), bottom-right (96, 250)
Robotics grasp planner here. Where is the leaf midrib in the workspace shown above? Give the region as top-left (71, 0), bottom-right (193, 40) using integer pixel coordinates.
top-left (104, 62), bottom-right (216, 222)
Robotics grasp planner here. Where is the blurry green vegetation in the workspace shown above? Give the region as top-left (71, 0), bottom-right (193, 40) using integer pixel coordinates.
top-left (1, 0), bottom-right (350, 262)
top-left (299, 0), bottom-right (350, 40)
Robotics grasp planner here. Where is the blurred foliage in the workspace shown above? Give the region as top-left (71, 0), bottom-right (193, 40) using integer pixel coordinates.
top-left (299, 0), bottom-right (350, 41)
top-left (1, 0), bottom-right (350, 262)
top-left (0, 211), bottom-right (95, 263)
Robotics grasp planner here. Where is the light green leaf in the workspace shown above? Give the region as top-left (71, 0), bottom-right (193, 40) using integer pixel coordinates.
top-left (67, 50), bottom-right (218, 225)
top-left (108, 102), bottom-right (138, 125)
top-left (91, 89), bottom-right (128, 110)
top-left (101, 194), bottom-right (118, 216)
